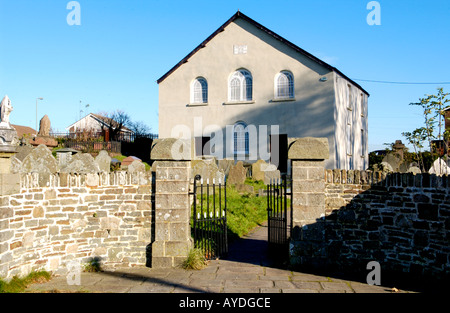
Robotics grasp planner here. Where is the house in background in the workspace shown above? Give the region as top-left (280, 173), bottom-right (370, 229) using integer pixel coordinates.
top-left (11, 124), bottom-right (36, 138)
top-left (66, 113), bottom-right (134, 141)
top-left (157, 11), bottom-right (369, 170)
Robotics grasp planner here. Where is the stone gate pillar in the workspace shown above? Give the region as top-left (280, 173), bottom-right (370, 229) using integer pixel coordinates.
top-left (288, 137), bottom-right (329, 267)
top-left (150, 138), bottom-right (192, 268)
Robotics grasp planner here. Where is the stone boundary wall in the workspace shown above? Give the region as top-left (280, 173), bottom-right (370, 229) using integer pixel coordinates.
top-left (0, 171), bottom-right (153, 280)
top-left (316, 169), bottom-right (450, 280)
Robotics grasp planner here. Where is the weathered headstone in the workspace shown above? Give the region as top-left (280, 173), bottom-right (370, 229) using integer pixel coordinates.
top-left (382, 153), bottom-right (401, 172)
top-left (127, 160), bottom-right (145, 173)
top-left (95, 150), bottom-right (111, 172)
top-left (235, 183), bottom-right (254, 194)
top-left (60, 153), bottom-right (100, 174)
top-left (227, 161), bottom-right (247, 185)
top-left (192, 159), bottom-right (225, 183)
top-left (21, 144), bottom-right (58, 174)
top-left (56, 148), bottom-right (79, 169)
top-left (0, 95), bottom-right (20, 195)
top-left (15, 145), bottom-right (33, 161)
top-left (10, 156), bottom-right (22, 174)
top-left (264, 169), bottom-right (281, 185)
top-left (251, 159), bottom-right (267, 181)
top-left (217, 159), bottom-right (234, 176)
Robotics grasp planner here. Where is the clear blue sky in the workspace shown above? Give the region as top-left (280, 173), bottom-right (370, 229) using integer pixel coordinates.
top-left (1, 0), bottom-right (449, 152)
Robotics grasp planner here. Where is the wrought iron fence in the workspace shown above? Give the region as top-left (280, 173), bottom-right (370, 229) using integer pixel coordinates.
top-left (64, 141), bottom-right (121, 153)
top-left (190, 175), bottom-right (228, 260)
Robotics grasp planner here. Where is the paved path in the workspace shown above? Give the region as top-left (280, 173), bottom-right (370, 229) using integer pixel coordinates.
top-left (26, 223), bottom-right (415, 293)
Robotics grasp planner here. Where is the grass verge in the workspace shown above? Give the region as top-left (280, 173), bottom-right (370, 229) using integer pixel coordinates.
top-left (0, 271), bottom-right (51, 293)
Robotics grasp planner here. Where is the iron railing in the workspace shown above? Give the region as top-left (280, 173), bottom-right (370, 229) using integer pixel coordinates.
top-left (267, 175), bottom-right (292, 256)
top-left (190, 175), bottom-right (228, 260)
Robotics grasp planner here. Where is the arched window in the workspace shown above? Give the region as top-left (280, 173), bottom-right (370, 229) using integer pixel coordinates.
top-left (229, 70), bottom-right (252, 102)
top-left (275, 71), bottom-right (294, 99)
top-left (233, 122), bottom-right (249, 155)
top-left (191, 77), bottom-right (208, 104)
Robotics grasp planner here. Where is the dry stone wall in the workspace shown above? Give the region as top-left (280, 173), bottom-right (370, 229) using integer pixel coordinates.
top-left (0, 171), bottom-right (153, 280)
top-left (293, 168), bottom-right (450, 281)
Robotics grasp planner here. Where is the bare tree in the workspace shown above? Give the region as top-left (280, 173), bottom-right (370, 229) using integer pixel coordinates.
top-left (96, 110), bottom-right (132, 141)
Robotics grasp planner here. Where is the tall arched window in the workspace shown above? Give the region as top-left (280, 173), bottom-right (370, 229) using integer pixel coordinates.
top-left (191, 77), bottom-right (208, 104)
top-left (275, 71), bottom-right (294, 99)
top-left (233, 122), bottom-right (249, 155)
top-left (229, 70), bottom-right (252, 102)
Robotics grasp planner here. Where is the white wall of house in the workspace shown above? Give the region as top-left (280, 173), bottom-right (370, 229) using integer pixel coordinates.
top-left (66, 114), bottom-right (103, 132)
top-left (334, 74), bottom-right (369, 170)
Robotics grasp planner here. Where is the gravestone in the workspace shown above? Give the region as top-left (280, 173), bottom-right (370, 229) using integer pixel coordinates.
top-left (428, 158), bottom-right (450, 175)
top-left (127, 160), bottom-right (145, 173)
top-left (264, 168), bottom-right (281, 185)
top-left (380, 161), bottom-right (394, 173)
top-left (251, 159), bottom-right (267, 181)
top-left (56, 148), bottom-right (79, 169)
top-left (252, 159), bottom-right (281, 184)
top-left (95, 150), bottom-right (111, 173)
top-left (227, 161), bottom-right (247, 185)
top-left (10, 156), bottom-right (22, 174)
top-left (192, 159), bottom-right (225, 183)
top-left (21, 144), bottom-right (58, 174)
top-left (382, 153), bottom-right (401, 172)
top-left (60, 153), bottom-right (100, 174)
top-left (217, 159), bottom-right (234, 176)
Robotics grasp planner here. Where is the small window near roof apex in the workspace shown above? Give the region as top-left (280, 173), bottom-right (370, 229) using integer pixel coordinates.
top-left (275, 71), bottom-right (294, 99)
top-left (191, 77), bottom-right (208, 104)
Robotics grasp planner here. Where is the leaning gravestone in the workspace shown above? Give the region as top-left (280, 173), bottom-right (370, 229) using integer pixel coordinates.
top-left (95, 150), bottom-right (111, 173)
top-left (227, 161), bottom-right (247, 185)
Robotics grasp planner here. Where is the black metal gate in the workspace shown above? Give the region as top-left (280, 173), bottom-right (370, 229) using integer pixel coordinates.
top-left (267, 175), bottom-right (292, 258)
top-left (190, 175), bottom-right (228, 260)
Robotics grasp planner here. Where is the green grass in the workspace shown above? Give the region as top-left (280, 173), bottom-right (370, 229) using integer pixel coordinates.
top-left (191, 178), bottom-right (269, 251)
top-left (182, 248), bottom-right (208, 270)
top-left (0, 271), bottom-right (51, 293)
top-left (83, 257), bottom-right (103, 273)
top-left (226, 186), bottom-right (268, 241)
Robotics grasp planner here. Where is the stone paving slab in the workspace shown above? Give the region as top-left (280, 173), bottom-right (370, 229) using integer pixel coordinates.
top-left (25, 223), bottom-right (417, 294)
